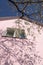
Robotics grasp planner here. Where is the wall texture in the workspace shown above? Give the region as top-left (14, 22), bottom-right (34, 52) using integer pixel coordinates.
top-left (0, 18), bottom-right (43, 65)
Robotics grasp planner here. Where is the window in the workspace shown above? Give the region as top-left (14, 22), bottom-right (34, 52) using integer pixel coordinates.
top-left (2, 28), bottom-right (26, 39)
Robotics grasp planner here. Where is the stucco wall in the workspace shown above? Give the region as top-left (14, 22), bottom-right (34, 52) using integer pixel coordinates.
top-left (0, 18), bottom-right (43, 65)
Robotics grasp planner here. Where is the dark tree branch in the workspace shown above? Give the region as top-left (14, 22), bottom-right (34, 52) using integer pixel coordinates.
top-left (8, 0), bottom-right (42, 19)
top-left (8, 0), bottom-right (29, 18)
top-left (9, 0), bottom-right (43, 4)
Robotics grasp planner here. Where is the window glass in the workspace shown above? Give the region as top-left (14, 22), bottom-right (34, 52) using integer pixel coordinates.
top-left (6, 28), bottom-right (14, 37)
top-left (13, 28), bottom-right (26, 38)
top-left (19, 29), bottom-right (26, 39)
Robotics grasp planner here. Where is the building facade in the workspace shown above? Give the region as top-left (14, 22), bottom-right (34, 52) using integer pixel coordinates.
top-left (0, 17), bottom-right (43, 65)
